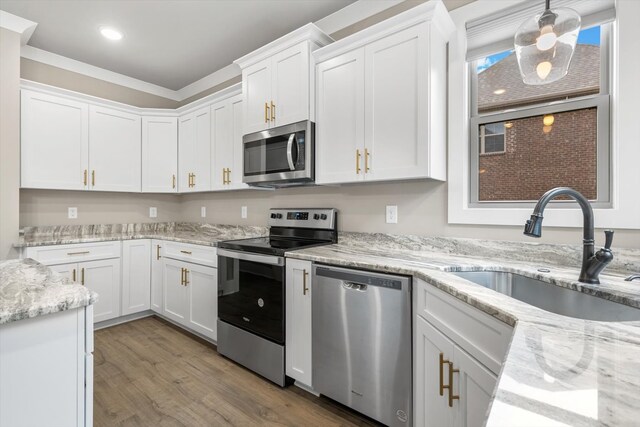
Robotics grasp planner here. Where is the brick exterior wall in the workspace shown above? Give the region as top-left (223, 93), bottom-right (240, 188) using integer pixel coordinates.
top-left (479, 108), bottom-right (597, 201)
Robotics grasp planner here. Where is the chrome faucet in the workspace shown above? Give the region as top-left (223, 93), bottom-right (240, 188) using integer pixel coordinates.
top-left (524, 187), bottom-right (614, 284)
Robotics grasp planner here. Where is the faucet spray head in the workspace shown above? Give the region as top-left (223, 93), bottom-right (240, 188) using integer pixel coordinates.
top-left (524, 214), bottom-right (543, 237)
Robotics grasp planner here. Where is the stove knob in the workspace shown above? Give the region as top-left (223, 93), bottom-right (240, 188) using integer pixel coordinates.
top-left (276, 213), bottom-right (283, 219)
top-left (270, 213), bottom-right (277, 219)
top-left (320, 214), bottom-right (328, 220)
top-left (313, 214), bottom-right (320, 220)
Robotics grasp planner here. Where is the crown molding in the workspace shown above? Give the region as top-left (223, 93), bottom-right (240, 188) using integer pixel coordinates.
top-left (176, 63), bottom-right (241, 101)
top-left (314, 0), bottom-right (403, 35)
top-left (0, 10), bottom-right (37, 44)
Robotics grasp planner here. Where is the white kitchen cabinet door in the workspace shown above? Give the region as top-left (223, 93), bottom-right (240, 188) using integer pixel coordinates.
top-left (49, 263), bottom-right (78, 283)
top-left (285, 259), bottom-right (313, 387)
top-left (452, 345), bottom-right (497, 427)
top-left (150, 240), bottom-right (164, 314)
top-left (186, 263), bottom-right (218, 341)
top-left (364, 23), bottom-right (429, 182)
top-left (242, 59), bottom-right (272, 134)
top-left (121, 240), bottom-right (151, 316)
top-left (415, 316), bottom-right (455, 427)
top-left (272, 43), bottom-right (309, 127)
top-left (81, 258), bottom-right (121, 323)
top-left (229, 95), bottom-right (247, 189)
top-left (315, 49), bottom-right (365, 184)
top-left (211, 99), bottom-right (232, 190)
top-left (21, 90), bottom-right (89, 190)
top-left (89, 106), bottom-right (141, 192)
top-left (142, 116), bottom-right (178, 193)
top-left (178, 107), bottom-right (211, 192)
top-left (162, 258), bottom-right (189, 325)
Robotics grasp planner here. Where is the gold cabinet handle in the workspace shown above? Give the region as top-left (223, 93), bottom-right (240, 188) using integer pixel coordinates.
top-left (184, 268), bottom-right (189, 286)
top-left (188, 173), bottom-right (191, 187)
top-left (271, 101), bottom-right (275, 122)
top-left (448, 361), bottom-right (460, 407)
top-left (439, 353), bottom-right (447, 396)
top-left (302, 269), bottom-right (309, 295)
top-left (172, 174), bottom-right (176, 189)
top-left (91, 170), bottom-right (95, 187)
top-left (227, 168), bottom-right (231, 185)
top-left (180, 250), bottom-right (192, 255)
top-left (180, 268), bottom-right (184, 285)
top-left (191, 173), bottom-right (195, 188)
top-left (81, 268), bottom-right (85, 286)
top-left (67, 251), bottom-right (90, 256)
top-left (356, 149), bottom-right (361, 174)
top-left (364, 148), bottom-right (370, 173)
top-left (156, 245), bottom-right (161, 260)
top-left (265, 102), bottom-right (270, 123)
top-left (83, 170), bottom-right (88, 186)
top-left (72, 269), bottom-right (76, 282)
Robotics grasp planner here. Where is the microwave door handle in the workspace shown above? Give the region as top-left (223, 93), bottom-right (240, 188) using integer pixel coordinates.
top-left (286, 133), bottom-right (296, 171)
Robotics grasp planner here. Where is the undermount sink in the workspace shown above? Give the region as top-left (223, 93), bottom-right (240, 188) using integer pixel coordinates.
top-left (451, 271), bottom-right (640, 322)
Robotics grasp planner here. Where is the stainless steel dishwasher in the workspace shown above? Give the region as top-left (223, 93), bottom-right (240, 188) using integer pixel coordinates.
top-left (312, 264), bottom-right (412, 427)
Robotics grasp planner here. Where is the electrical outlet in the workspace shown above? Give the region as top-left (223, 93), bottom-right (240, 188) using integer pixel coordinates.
top-left (149, 207), bottom-right (157, 218)
top-left (386, 205), bottom-right (398, 224)
top-left (68, 207), bottom-right (78, 219)
top-left (201, 206), bottom-right (206, 218)
top-left (241, 206), bottom-right (248, 219)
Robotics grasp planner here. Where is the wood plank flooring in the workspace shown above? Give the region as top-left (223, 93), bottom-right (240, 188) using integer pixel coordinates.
top-left (94, 316), bottom-right (381, 427)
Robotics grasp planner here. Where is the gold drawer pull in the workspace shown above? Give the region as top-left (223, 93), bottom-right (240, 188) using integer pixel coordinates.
top-left (180, 250), bottom-right (192, 255)
top-left (67, 251), bottom-right (90, 256)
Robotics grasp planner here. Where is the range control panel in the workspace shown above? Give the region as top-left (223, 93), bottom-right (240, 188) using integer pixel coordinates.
top-left (268, 208), bottom-right (337, 230)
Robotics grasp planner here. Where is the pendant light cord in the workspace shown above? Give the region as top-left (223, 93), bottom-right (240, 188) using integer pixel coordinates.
top-left (545, 0), bottom-right (551, 11)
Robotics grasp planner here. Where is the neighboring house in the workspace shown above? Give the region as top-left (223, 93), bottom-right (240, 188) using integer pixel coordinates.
top-left (476, 44), bottom-right (599, 201)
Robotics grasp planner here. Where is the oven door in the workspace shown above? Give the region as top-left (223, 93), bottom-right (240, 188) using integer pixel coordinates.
top-left (243, 120), bottom-right (314, 185)
top-left (217, 249), bottom-right (285, 344)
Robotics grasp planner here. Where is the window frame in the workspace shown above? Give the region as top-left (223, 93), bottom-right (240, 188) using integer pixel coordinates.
top-left (468, 23), bottom-right (612, 209)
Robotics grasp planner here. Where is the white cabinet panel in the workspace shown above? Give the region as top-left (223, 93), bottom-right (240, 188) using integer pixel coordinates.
top-left (243, 60), bottom-right (272, 134)
top-left (151, 240), bottom-right (164, 314)
top-left (121, 240), bottom-right (151, 316)
top-left (179, 107), bottom-right (211, 192)
top-left (142, 116), bottom-right (178, 192)
top-left (82, 258), bottom-right (121, 323)
top-left (315, 49), bottom-right (365, 184)
top-left (89, 106), bottom-right (141, 192)
top-left (211, 99), bottom-right (233, 190)
top-left (21, 90), bottom-right (89, 190)
top-left (230, 95), bottom-right (247, 189)
top-left (49, 263), bottom-right (78, 283)
top-left (163, 258), bottom-right (189, 324)
top-left (186, 263), bottom-right (218, 341)
top-left (453, 346), bottom-right (497, 427)
top-left (272, 43), bottom-right (309, 127)
top-left (285, 259), bottom-right (313, 387)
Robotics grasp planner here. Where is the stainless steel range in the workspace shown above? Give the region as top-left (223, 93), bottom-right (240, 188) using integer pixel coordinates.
top-left (216, 208), bottom-right (337, 386)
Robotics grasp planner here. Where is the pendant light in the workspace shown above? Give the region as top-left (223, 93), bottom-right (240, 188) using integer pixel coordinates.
top-left (514, 0), bottom-right (581, 85)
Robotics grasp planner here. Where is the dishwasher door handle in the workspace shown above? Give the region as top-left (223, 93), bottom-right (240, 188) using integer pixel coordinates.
top-left (342, 282), bottom-right (368, 291)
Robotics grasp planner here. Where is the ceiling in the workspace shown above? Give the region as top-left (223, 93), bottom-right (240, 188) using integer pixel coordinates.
top-left (1, 0), bottom-right (355, 90)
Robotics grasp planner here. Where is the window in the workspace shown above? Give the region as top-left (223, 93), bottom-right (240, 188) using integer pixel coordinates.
top-left (469, 25), bottom-right (610, 206)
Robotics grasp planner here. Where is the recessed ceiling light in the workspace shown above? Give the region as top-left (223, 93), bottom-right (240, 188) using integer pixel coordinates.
top-left (493, 88), bottom-right (506, 95)
top-left (99, 26), bottom-right (123, 41)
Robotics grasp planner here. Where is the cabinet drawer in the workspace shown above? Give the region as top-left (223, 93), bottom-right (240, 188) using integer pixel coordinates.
top-left (415, 279), bottom-right (512, 375)
top-left (24, 241), bottom-right (121, 265)
top-left (162, 241), bottom-right (217, 268)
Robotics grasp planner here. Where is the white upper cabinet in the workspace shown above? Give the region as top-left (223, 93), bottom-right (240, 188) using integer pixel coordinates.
top-left (179, 106), bottom-right (211, 192)
top-left (142, 116), bottom-right (178, 193)
top-left (212, 94), bottom-right (247, 190)
top-left (21, 90), bottom-right (89, 190)
top-left (89, 106), bottom-right (142, 192)
top-left (315, 2), bottom-right (454, 185)
top-left (235, 24), bottom-right (333, 135)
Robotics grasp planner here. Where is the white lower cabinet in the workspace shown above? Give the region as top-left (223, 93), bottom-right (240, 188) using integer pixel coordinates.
top-left (163, 258), bottom-right (189, 323)
top-left (414, 280), bottom-right (512, 427)
top-left (285, 259), bottom-right (313, 387)
top-left (121, 240), bottom-right (151, 316)
top-left (82, 259), bottom-right (121, 323)
top-left (150, 240), bottom-right (164, 313)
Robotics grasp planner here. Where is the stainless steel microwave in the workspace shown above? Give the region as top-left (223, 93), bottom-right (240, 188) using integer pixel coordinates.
top-left (242, 120), bottom-right (314, 187)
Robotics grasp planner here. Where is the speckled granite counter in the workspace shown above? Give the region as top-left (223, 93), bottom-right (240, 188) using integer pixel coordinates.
top-left (285, 232), bottom-right (640, 427)
top-left (14, 222), bottom-right (269, 248)
top-left (0, 258), bottom-right (97, 324)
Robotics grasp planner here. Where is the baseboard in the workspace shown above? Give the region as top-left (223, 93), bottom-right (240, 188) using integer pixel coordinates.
top-left (153, 313), bottom-right (218, 345)
top-left (294, 381), bottom-right (319, 396)
top-left (95, 310), bottom-right (154, 330)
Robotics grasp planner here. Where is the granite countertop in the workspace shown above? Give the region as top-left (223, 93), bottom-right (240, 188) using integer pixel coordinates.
top-left (14, 222), bottom-right (269, 248)
top-left (285, 232), bottom-right (640, 427)
top-left (0, 258), bottom-right (97, 325)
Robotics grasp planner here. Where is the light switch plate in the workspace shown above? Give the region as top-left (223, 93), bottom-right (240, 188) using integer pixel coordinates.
top-left (149, 207), bottom-right (157, 218)
top-left (241, 206), bottom-right (248, 219)
top-left (201, 206), bottom-right (206, 218)
top-left (68, 207), bottom-right (78, 219)
top-left (386, 205), bottom-right (398, 224)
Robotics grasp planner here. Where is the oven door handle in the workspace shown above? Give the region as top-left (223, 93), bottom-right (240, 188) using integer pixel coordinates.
top-left (286, 133), bottom-right (297, 171)
top-left (218, 248), bottom-right (285, 266)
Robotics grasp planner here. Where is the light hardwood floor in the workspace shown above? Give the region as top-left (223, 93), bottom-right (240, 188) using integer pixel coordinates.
top-left (94, 316), bottom-right (380, 426)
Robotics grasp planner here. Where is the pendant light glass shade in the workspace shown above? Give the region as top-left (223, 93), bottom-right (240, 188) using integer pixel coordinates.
top-left (514, 2), bottom-right (581, 85)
